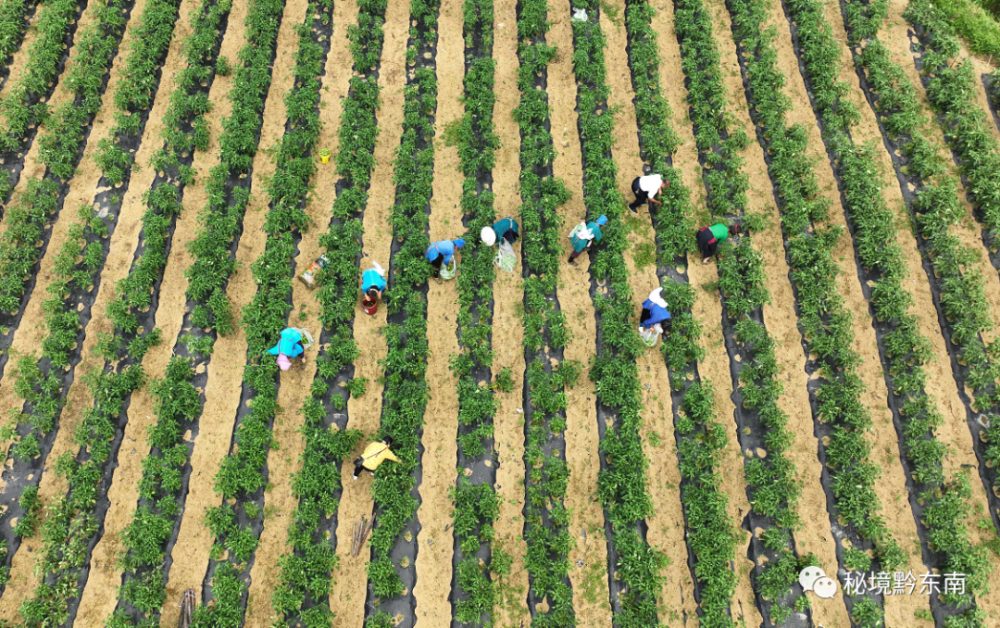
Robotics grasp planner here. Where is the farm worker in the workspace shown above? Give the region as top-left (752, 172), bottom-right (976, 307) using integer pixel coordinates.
top-left (426, 238), bottom-right (465, 281)
top-left (640, 287), bottom-right (672, 332)
top-left (360, 261), bottom-right (387, 304)
top-left (353, 437), bottom-right (400, 480)
top-left (628, 173), bottom-right (669, 212)
top-left (481, 217), bottom-right (520, 246)
top-left (266, 328), bottom-right (304, 371)
top-left (569, 215), bottom-right (608, 263)
top-left (697, 222), bottom-right (738, 264)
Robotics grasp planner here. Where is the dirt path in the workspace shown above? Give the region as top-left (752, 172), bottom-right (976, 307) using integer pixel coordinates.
top-left (543, 7), bottom-right (613, 627)
top-left (0, 0), bottom-right (192, 613)
top-left (61, 0), bottom-right (206, 622)
top-left (153, 0), bottom-right (308, 620)
top-left (410, 0), bottom-right (464, 621)
top-left (239, 2), bottom-right (358, 625)
top-left (487, 0), bottom-right (530, 624)
top-left (327, 0), bottom-right (409, 624)
top-left (599, 0), bottom-right (697, 623)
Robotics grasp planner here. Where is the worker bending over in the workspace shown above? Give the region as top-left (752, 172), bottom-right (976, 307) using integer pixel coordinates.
top-left (640, 287), bottom-right (672, 332)
top-left (481, 217), bottom-right (520, 246)
top-left (569, 215), bottom-right (608, 263)
top-left (266, 328), bottom-right (305, 371)
top-left (353, 437), bottom-right (400, 480)
top-left (697, 222), bottom-right (738, 264)
top-left (360, 262), bottom-right (387, 312)
top-left (425, 238), bottom-right (465, 282)
top-left (628, 173), bottom-right (669, 212)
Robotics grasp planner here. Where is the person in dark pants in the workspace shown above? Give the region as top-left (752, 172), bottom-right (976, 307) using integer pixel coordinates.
top-left (640, 287), bottom-right (672, 332)
top-left (628, 173), bottom-right (669, 212)
top-left (697, 223), bottom-right (738, 264)
top-left (353, 436), bottom-right (400, 480)
top-left (425, 238), bottom-right (466, 282)
top-left (481, 217), bottom-right (520, 246)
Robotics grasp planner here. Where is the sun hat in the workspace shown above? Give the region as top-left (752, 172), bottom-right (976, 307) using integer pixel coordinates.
top-left (596, 215), bottom-right (608, 226)
top-left (454, 238), bottom-right (466, 248)
top-left (648, 287), bottom-right (668, 309)
top-left (480, 226), bottom-right (497, 246)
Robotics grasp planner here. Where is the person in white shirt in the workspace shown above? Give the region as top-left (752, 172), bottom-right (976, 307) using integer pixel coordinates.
top-left (628, 173), bottom-right (669, 212)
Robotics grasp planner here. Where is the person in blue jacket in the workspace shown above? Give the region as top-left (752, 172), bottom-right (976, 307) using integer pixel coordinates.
top-left (361, 263), bottom-right (387, 304)
top-left (569, 215), bottom-right (608, 263)
top-left (426, 238), bottom-right (465, 281)
top-left (640, 287), bottom-right (672, 332)
top-left (266, 328), bottom-right (304, 370)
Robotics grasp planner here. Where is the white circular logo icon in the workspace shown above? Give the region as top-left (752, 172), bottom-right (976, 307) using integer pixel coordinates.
top-left (813, 576), bottom-right (837, 599)
top-left (798, 566), bottom-right (826, 592)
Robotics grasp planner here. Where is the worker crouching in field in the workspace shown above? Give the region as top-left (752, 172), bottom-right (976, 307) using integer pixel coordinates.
top-left (481, 217), bottom-right (519, 246)
top-left (353, 437), bottom-right (400, 480)
top-left (360, 261), bottom-right (387, 315)
top-left (628, 173), bottom-right (669, 212)
top-left (697, 222), bottom-right (738, 264)
top-left (266, 328), bottom-right (305, 371)
top-left (639, 287), bottom-right (671, 346)
top-left (568, 215), bottom-right (608, 263)
top-left (426, 238), bottom-right (465, 283)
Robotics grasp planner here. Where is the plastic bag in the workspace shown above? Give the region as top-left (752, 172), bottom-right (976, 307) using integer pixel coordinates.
top-left (639, 324), bottom-right (661, 348)
top-left (495, 240), bottom-right (517, 273)
top-left (440, 258), bottom-right (457, 280)
top-left (292, 327), bottom-right (315, 349)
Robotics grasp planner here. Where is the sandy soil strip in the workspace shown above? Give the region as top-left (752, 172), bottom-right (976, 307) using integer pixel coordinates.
top-left (63, 0), bottom-right (208, 624)
top-left (155, 0), bottom-right (311, 621)
top-left (0, 2), bottom-right (44, 98)
top-left (239, 4), bottom-right (358, 627)
top-left (597, 1), bottom-right (698, 624)
top-left (409, 0), bottom-right (463, 622)
top-left (487, 0), bottom-right (531, 624)
top-left (542, 7), bottom-right (613, 627)
top-left (327, 0), bottom-right (410, 624)
top-left (0, 0), bottom-right (191, 614)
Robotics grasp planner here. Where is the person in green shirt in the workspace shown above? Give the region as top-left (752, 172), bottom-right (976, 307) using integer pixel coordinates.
top-left (697, 222), bottom-right (738, 264)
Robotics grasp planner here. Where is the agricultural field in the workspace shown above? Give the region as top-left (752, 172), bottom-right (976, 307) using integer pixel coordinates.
top-left (0, 0), bottom-right (997, 623)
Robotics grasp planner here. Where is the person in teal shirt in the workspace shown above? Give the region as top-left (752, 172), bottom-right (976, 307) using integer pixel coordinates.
top-left (697, 222), bottom-right (738, 264)
top-left (481, 218), bottom-right (519, 246)
top-left (361, 263), bottom-right (387, 303)
top-left (569, 215), bottom-right (608, 263)
top-left (426, 238), bottom-right (466, 280)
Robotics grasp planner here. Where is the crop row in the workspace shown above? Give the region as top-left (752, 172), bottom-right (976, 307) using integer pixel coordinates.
top-left (0, 0), bottom-right (35, 78)
top-left (363, 0), bottom-right (439, 621)
top-left (182, 0), bottom-right (287, 340)
top-left (0, 204), bottom-right (112, 594)
top-left (268, 0), bottom-right (390, 622)
top-left (0, 0), bottom-right (79, 192)
top-left (449, 0), bottom-right (504, 622)
top-left (93, 0), bottom-right (183, 186)
top-left (624, 0), bottom-right (744, 623)
top-left (904, 0), bottom-right (1000, 259)
top-left (673, 0), bottom-right (811, 621)
top-left (783, 0), bottom-right (921, 588)
top-left (843, 4), bottom-right (996, 621)
top-left (568, 0), bottom-right (669, 625)
top-left (511, 0), bottom-right (575, 624)
top-left (0, 0), bottom-right (129, 321)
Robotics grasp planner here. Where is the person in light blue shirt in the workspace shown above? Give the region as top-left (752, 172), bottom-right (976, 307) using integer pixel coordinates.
top-left (569, 215), bottom-right (608, 263)
top-left (426, 238), bottom-right (465, 280)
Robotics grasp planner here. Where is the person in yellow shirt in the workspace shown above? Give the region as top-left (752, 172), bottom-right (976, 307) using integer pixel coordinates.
top-left (353, 437), bottom-right (400, 480)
